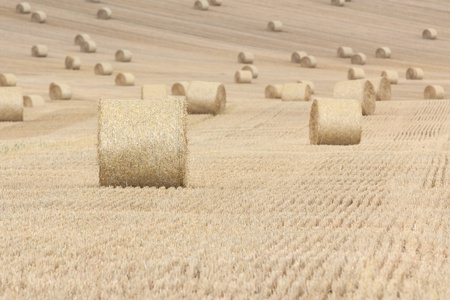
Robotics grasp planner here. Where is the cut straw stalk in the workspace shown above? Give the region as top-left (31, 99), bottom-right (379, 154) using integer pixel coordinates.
top-left (333, 79), bottom-right (376, 115)
top-left (186, 81), bottom-right (226, 115)
top-left (0, 87), bottom-right (23, 121)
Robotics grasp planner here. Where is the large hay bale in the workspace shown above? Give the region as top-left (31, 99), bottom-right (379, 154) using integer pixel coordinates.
top-left (265, 84), bottom-right (283, 99)
top-left (141, 84), bottom-right (168, 99)
top-left (31, 44), bottom-right (48, 57)
top-left (238, 52), bottom-right (254, 64)
top-left (97, 7), bottom-right (112, 19)
top-left (115, 49), bottom-right (132, 62)
top-left (381, 70), bottom-right (398, 84)
top-left (234, 70), bottom-right (252, 84)
top-left (194, 0), bottom-right (209, 10)
top-left (16, 2), bottom-right (31, 14)
top-left (74, 33), bottom-right (90, 46)
top-left (337, 46), bottom-right (353, 58)
top-left (422, 28), bottom-right (437, 40)
top-left (309, 98), bottom-right (362, 145)
top-left (331, 0), bottom-right (344, 6)
top-left (185, 81), bottom-right (226, 115)
top-left (242, 65), bottom-right (258, 79)
top-left (23, 95), bottom-right (45, 107)
top-left (300, 56), bottom-right (317, 68)
top-left (65, 56), bottom-right (81, 70)
top-left (351, 53), bottom-right (366, 65)
top-left (268, 21), bottom-right (283, 32)
top-left (375, 47), bottom-right (391, 58)
top-left (0, 87), bottom-right (23, 121)
top-left (208, 0), bottom-right (222, 6)
top-left (98, 97), bottom-right (188, 188)
top-left (0, 74), bottom-right (17, 87)
top-left (94, 62), bottom-right (113, 75)
top-left (291, 51), bottom-right (307, 63)
top-left (49, 82), bottom-right (71, 100)
top-left (366, 77), bottom-right (391, 101)
top-left (348, 67), bottom-right (365, 80)
top-left (171, 82), bottom-right (190, 96)
top-left (281, 83), bottom-right (311, 101)
top-left (424, 85), bottom-right (444, 99)
top-left (297, 80), bottom-right (315, 94)
top-left (80, 40), bottom-right (97, 53)
top-left (406, 67), bottom-right (423, 80)
top-left (115, 73), bottom-right (135, 86)
top-left (333, 79), bottom-right (376, 115)
top-left (31, 11), bottom-right (46, 23)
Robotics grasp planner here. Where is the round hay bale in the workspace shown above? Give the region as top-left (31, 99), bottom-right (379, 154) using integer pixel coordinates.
top-left (31, 11), bottom-right (46, 23)
top-left (49, 82), bottom-right (71, 100)
top-left (265, 84), bottom-right (283, 99)
top-left (381, 70), bottom-right (398, 84)
top-left (297, 80), bottom-right (315, 94)
top-left (366, 77), bottom-right (391, 101)
top-left (23, 95), bottom-right (45, 107)
top-left (333, 79), bottom-right (376, 115)
top-left (234, 70), bottom-right (252, 84)
top-left (74, 33), bottom-right (90, 46)
top-left (309, 98), bottom-right (362, 145)
top-left (238, 52), bottom-right (254, 64)
top-left (268, 21), bottom-right (283, 32)
top-left (291, 51), bottom-right (307, 63)
top-left (185, 81), bottom-right (226, 115)
top-left (94, 63), bottom-right (113, 75)
top-left (97, 97), bottom-right (188, 188)
top-left (208, 0), bottom-right (222, 6)
top-left (80, 40), bottom-right (97, 53)
top-left (64, 56), bottom-right (81, 70)
top-left (0, 87), bottom-right (23, 121)
top-left (97, 7), bottom-right (112, 19)
top-left (300, 56), bottom-right (317, 68)
top-left (141, 84), bottom-right (168, 99)
top-left (242, 65), bottom-right (258, 79)
top-left (115, 49), bottom-right (132, 62)
top-left (115, 73), bottom-right (135, 86)
top-left (31, 44), bottom-right (48, 57)
top-left (0, 74), bottom-right (17, 87)
top-left (337, 46), bottom-right (353, 58)
top-left (172, 82), bottom-right (190, 96)
top-left (347, 67), bottom-right (365, 80)
top-left (351, 53), bottom-right (366, 65)
top-left (375, 47), bottom-right (391, 58)
top-left (424, 85), bottom-right (444, 99)
top-left (331, 0), bottom-right (345, 6)
top-left (422, 28), bottom-right (437, 40)
top-left (194, 0), bottom-right (209, 10)
top-left (16, 2), bottom-right (31, 14)
top-left (406, 67), bottom-right (424, 80)
top-left (88, 0), bottom-right (101, 2)
top-left (281, 83), bottom-right (311, 101)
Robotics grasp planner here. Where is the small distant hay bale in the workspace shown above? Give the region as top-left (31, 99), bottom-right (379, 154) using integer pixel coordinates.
top-left (115, 49), bottom-right (132, 62)
top-left (375, 47), bottom-right (391, 58)
top-left (424, 85), bottom-right (444, 99)
top-left (333, 79), bottom-right (376, 115)
top-left (141, 84), bottom-right (168, 99)
top-left (97, 7), bottom-right (112, 19)
top-left (351, 53), bottom-right (366, 65)
top-left (31, 44), bottom-right (48, 57)
top-left (208, 0), bottom-right (222, 6)
top-left (16, 2), bottom-right (31, 14)
top-left (74, 33), bottom-right (90, 46)
top-left (268, 21), bottom-right (283, 32)
top-left (281, 83), bottom-right (312, 101)
top-left (172, 82), bottom-right (190, 96)
top-left (347, 67), bottom-right (365, 80)
top-left (291, 51), bottom-right (308, 63)
top-left (49, 82), bottom-right (71, 100)
top-left (31, 11), bottom-right (46, 23)
top-left (422, 28), bottom-right (437, 40)
top-left (0, 74), bottom-right (17, 87)
top-left (265, 84), bottom-right (283, 99)
top-left (331, 0), bottom-right (345, 6)
top-left (97, 97), bottom-right (188, 187)
top-left (406, 67), bottom-right (424, 80)
top-left (80, 40), bottom-right (97, 53)
top-left (65, 56), bottom-right (81, 70)
top-left (194, 0), bottom-right (209, 10)
top-left (309, 98), bottom-right (362, 145)
top-left (366, 77), bottom-right (391, 101)
top-left (381, 70), bottom-right (398, 84)
top-left (115, 73), bottom-right (135, 86)
top-left (337, 46), bottom-right (353, 58)
top-left (88, 0), bottom-right (101, 2)
top-left (242, 65), bottom-right (258, 79)
top-left (23, 95), bottom-right (45, 107)
top-left (94, 63), bottom-right (113, 75)
top-left (297, 80), bottom-right (315, 94)
top-left (300, 56), bottom-right (317, 68)
top-left (0, 87), bottom-right (23, 121)
top-left (234, 70), bottom-right (252, 84)
top-left (238, 52), bottom-right (254, 64)
top-left (185, 81), bottom-right (226, 115)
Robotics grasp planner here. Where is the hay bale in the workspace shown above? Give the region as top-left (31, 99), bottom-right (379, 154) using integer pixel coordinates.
top-left (331, 0), bottom-right (344, 6)
top-left (242, 65), bottom-right (258, 79)
top-left (0, 87), bottom-right (23, 121)
top-left (88, 0), bottom-right (101, 2)
top-left (0, 74), bottom-right (17, 87)
top-left (16, 2), bottom-right (31, 14)
top-left (406, 67), bottom-right (424, 80)
top-left (115, 73), bottom-right (135, 86)
top-left (347, 67), bottom-right (365, 80)
top-left (351, 53), bottom-right (366, 65)
top-left (31, 44), bottom-right (48, 57)
top-left (366, 77), bottom-right (391, 101)
top-left (194, 0), bottom-right (209, 10)
top-left (64, 56), bottom-right (81, 70)
top-left (98, 97), bottom-right (188, 187)
top-left (208, 0), bottom-right (222, 6)
top-left (297, 80), bottom-right (315, 94)
top-left (424, 85), bottom-right (444, 99)
top-left (115, 49), bottom-right (132, 62)
top-left (23, 95), bottom-right (45, 107)
top-left (375, 47), bottom-right (391, 58)
top-left (309, 98), bottom-right (362, 145)
top-left (94, 63), bottom-right (113, 75)
top-left (291, 51), bottom-right (307, 63)
top-left (185, 81), bottom-right (226, 115)
top-left (49, 82), bottom-right (71, 100)
top-left (300, 56), bottom-right (317, 68)
top-left (337, 46), bottom-right (353, 58)
top-left (281, 83), bottom-right (311, 101)
top-left (31, 11), bottom-right (46, 23)
top-left (333, 79), bottom-right (376, 115)
top-left (171, 82), bottom-right (190, 96)
top-left (74, 33), bottom-right (90, 46)
top-left (265, 84), bottom-right (283, 99)
top-left (422, 28), bottom-right (437, 40)
top-left (97, 7), bottom-right (112, 19)
top-left (381, 70), bottom-right (398, 84)
top-left (234, 70), bottom-right (252, 84)
top-left (238, 52), bottom-right (254, 64)
top-left (141, 84), bottom-right (168, 99)
top-left (268, 21), bottom-right (283, 32)
top-left (80, 40), bottom-right (97, 53)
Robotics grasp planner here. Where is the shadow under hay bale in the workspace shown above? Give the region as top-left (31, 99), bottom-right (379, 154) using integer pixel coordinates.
top-left (0, 87), bottom-right (23, 121)
top-left (333, 79), bottom-right (376, 115)
top-left (186, 81), bottom-right (226, 115)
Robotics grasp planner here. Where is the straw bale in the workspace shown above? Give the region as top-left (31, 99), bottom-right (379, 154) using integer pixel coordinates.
top-left (333, 79), bottom-right (376, 115)
top-left (49, 82), bottom-right (71, 100)
top-left (115, 73), bottom-right (135, 86)
top-left (115, 49), bottom-right (132, 62)
top-left (300, 55), bottom-right (317, 68)
top-left (375, 47), bottom-right (391, 58)
top-left (65, 56), bottom-right (81, 70)
top-left (422, 28), bottom-right (437, 40)
top-left (171, 82), bottom-right (190, 96)
top-left (242, 65), bottom-right (258, 79)
top-left (424, 85), bottom-right (444, 99)
top-left (337, 46), bottom-right (353, 58)
top-left (347, 67), bottom-right (365, 80)
top-left (0, 87), bottom-right (23, 121)
top-left (0, 74), bottom-right (17, 87)
top-left (31, 11), bottom-right (46, 23)
top-left (309, 98), bottom-right (362, 145)
top-left (291, 51), bottom-right (307, 63)
top-left (208, 0), bottom-right (222, 6)
top-left (234, 70), bottom-right (252, 84)
top-left (281, 83), bottom-right (311, 101)
top-left (88, 0), bottom-right (101, 2)
top-left (351, 53), bottom-right (366, 65)
top-left (366, 77), bottom-right (391, 101)
top-left (31, 44), bottom-right (48, 57)
top-left (238, 52), bottom-right (254, 64)
top-left (74, 33), bottom-right (90, 46)
top-left (185, 81), bottom-right (226, 115)
top-left (141, 84), bottom-right (168, 99)
top-left (268, 21), bottom-right (283, 32)
top-left (97, 7), bottom-right (112, 19)
top-left (297, 80), bottom-right (315, 94)
top-left (98, 97), bottom-right (188, 187)
top-left (406, 67), bottom-right (423, 80)
top-left (94, 63), bottom-right (113, 75)
top-left (331, 0), bottom-right (345, 6)
top-left (80, 40), bottom-right (97, 53)
top-left (16, 2), bottom-right (31, 14)
top-left (264, 84), bottom-right (283, 99)
top-left (194, 0), bottom-right (209, 10)
top-left (23, 95), bottom-right (45, 107)
top-left (381, 70), bottom-right (398, 84)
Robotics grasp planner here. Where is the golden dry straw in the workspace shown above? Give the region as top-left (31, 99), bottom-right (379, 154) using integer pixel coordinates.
top-left (141, 84), bottom-right (168, 99)
top-left (297, 80), bottom-right (315, 94)
top-left (422, 28), bottom-right (437, 40)
top-left (94, 62), bottom-right (113, 75)
top-left (208, 0), bottom-right (222, 6)
top-left (366, 77), bottom-right (391, 101)
top-left (242, 65), bottom-right (258, 79)
top-left (264, 84), bottom-right (283, 99)
top-left (268, 21), bottom-right (283, 32)
top-left (309, 98), bottom-right (362, 145)
top-left (381, 70), bottom-right (398, 84)
top-left (97, 7), bottom-right (112, 19)
top-left (424, 85), bottom-right (444, 99)
top-left (406, 67), bottom-right (424, 80)
top-left (185, 81), bottom-right (226, 115)
top-left (331, 0), bottom-right (345, 6)
top-left (238, 52), bottom-right (254, 64)
top-left (23, 95), bottom-right (45, 107)
top-left (98, 97), bottom-right (188, 188)
top-left (333, 79), bottom-right (376, 115)
top-left (115, 49), bottom-right (132, 62)
top-left (375, 47), bottom-right (391, 58)
top-left (80, 40), bottom-right (97, 53)
top-left (115, 73), bottom-right (135, 86)
top-left (194, 0), bottom-right (209, 10)
top-left (351, 53), bottom-right (366, 65)
top-left (348, 67), bottom-right (365, 80)
top-left (31, 44), bottom-right (48, 57)
top-left (16, 2), bottom-right (31, 14)
top-left (337, 46), bottom-right (353, 58)
top-left (291, 51), bottom-right (307, 63)
top-left (281, 83), bottom-right (312, 101)
top-left (300, 55), bottom-right (317, 68)
top-left (0, 74), bottom-right (17, 87)
top-left (49, 82), bottom-right (71, 100)
top-left (74, 33), bottom-right (90, 46)
top-left (234, 70), bottom-right (252, 84)
top-left (31, 11), bottom-right (46, 23)
top-left (171, 82), bottom-right (190, 96)
top-left (65, 56), bottom-right (81, 70)
top-left (0, 87), bottom-right (23, 121)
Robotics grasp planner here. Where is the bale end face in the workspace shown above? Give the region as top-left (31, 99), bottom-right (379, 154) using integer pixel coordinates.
top-left (65, 56), bottom-right (81, 70)
top-left (0, 87), bottom-right (23, 121)
top-left (375, 47), bottom-right (391, 58)
top-left (300, 56), bottom-right (317, 68)
top-left (406, 67), bottom-right (424, 80)
top-left (81, 40), bottom-right (97, 53)
top-left (94, 63), bottom-right (113, 75)
top-left (115, 49), bottom-right (132, 62)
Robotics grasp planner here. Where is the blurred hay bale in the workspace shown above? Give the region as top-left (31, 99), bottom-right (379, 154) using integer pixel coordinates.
top-left (31, 11), bottom-right (46, 23)
top-left (351, 53), bottom-right (366, 65)
top-left (49, 82), bottom-right (71, 100)
top-left (234, 70), bottom-right (252, 83)
top-left (406, 67), bottom-right (423, 80)
top-left (74, 33), bottom-right (90, 46)
top-left (300, 56), bottom-right (316, 68)
top-left (194, 0), bottom-right (209, 10)
top-left (186, 81), bottom-right (226, 115)
top-left (171, 82), bottom-right (190, 96)
top-left (424, 85), bottom-right (444, 99)
top-left (366, 77), bottom-right (391, 100)
top-left (281, 83), bottom-right (311, 101)
top-left (422, 28), bottom-right (437, 40)
top-left (65, 56), bottom-right (81, 70)
top-left (16, 2), bottom-right (31, 14)
top-left (297, 80), bottom-right (315, 94)
top-left (115, 49), bottom-right (132, 62)
top-left (23, 95), bottom-right (45, 107)
top-left (333, 79), bottom-right (376, 115)
top-left (80, 40), bottom-right (97, 53)
top-left (141, 84), bottom-right (168, 99)
top-left (375, 47), bottom-right (391, 58)
top-left (208, 0), bottom-right (222, 5)
top-left (0, 74), bottom-right (17, 87)
top-left (291, 51), bottom-right (307, 63)
top-left (381, 70), bottom-right (398, 84)
top-left (31, 44), bottom-right (48, 57)
top-left (265, 84), bottom-right (283, 99)
top-left (348, 67), bottom-right (365, 80)
top-left (268, 21), bottom-right (283, 32)
top-left (242, 65), bottom-right (258, 79)
top-left (94, 63), bottom-right (113, 75)
top-left (115, 73), bottom-right (135, 86)
top-left (331, 0), bottom-right (345, 6)
top-left (238, 52), bottom-right (254, 64)
top-left (97, 7), bottom-right (112, 19)
top-left (0, 87), bottom-right (23, 121)
top-left (337, 46), bottom-right (353, 58)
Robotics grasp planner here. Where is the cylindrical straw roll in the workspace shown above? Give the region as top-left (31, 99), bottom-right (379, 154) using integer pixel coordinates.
top-left (375, 47), bottom-right (391, 58)
top-left (94, 63), bottom-right (113, 75)
top-left (80, 40), bottom-right (97, 53)
top-left (115, 73), bottom-right (135, 86)
top-left (309, 98), bottom-right (362, 145)
top-left (194, 0), bottom-right (209, 10)
top-left (297, 80), bottom-right (315, 94)
top-left (49, 82), bottom-right (71, 100)
top-left (265, 84), bottom-right (283, 99)
top-left (234, 70), bottom-right (252, 83)
top-left (366, 77), bottom-right (391, 101)
top-left (406, 67), bottom-right (424, 80)
top-left (238, 52), bottom-right (254, 64)
top-left (141, 84), bottom-right (168, 99)
top-left (268, 21), bottom-right (283, 32)
top-left (242, 65), bottom-right (258, 79)
top-left (97, 7), bottom-right (112, 19)
top-left (16, 2), bottom-right (31, 14)
top-left (337, 46), bottom-right (353, 58)
top-left (208, 0), bottom-right (222, 6)
top-left (331, 0), bottom-right (345, 6)
top-left (348, 67), bottom-right (365, 80)
top-left (0, 87), bottom-right (23, 121)
top-left (424, 85), bottom-right (444, 99)
top-left (291, 51), bottom-right (307, 63)
top-left (0, 74), bottom-right (17, 87)
top-left (185, 81), bottom-right (226, 115)
top-left (115, 49), bottom-right (132, 62)
top-left (300, 56), bottom-right (317, 68)
top-left (281, 83), bottom-right (312, 101)
top-left (97, 97), bottom-right (188, 188)
top-left (74, 33), bottom-right (90, 46)
top-left (23, 95), bottom-right (45, 107)
top-left (31, 11), bottom-right (46, 23)
top-left (171, 82), bottom-right (190, 96)
top-left (65, 56), bottom-right (81, 70)
top-left (31, 44), bottom-right (48, 57)
top-left (351, 53), bottom-right (366, 65)
top-left (333, 79), bottom-right (376, 115)
top-left (381, 70), bottom-right (398, 84)
top-left (422, 28), bottom-right (437, 40)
